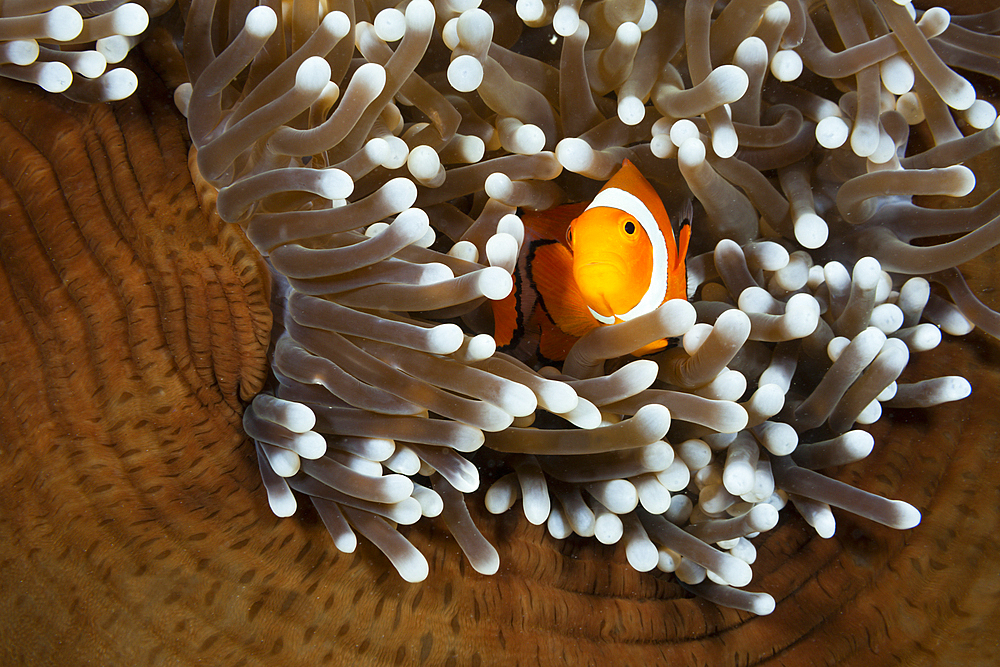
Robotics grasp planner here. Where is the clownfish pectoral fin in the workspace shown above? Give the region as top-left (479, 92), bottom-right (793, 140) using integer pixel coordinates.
top-left (537, 307), bottom-right (580, 361)
top-left (529, 240), bottom-right (601, 339)
top-left (521, 202), bottom-right (589, 243)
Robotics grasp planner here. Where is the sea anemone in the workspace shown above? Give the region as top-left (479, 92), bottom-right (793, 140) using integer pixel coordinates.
top-left (35, 0), bottom-right (996, 615)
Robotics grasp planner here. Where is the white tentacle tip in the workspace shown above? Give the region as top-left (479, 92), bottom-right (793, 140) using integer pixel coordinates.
top-left (295, 56), bottom-right (333, 96)
top-left (889, 501), bottom-right (922, 530)
top-left (748, 593), bottom-right (776, 616)
top-left (267, 492), bottom-right (297, 518)
top-left (245, 5), bottom-right (278, 37)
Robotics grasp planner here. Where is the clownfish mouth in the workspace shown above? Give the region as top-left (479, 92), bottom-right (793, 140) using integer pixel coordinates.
top-left (586, 294), bottom-right (616, 317)
top-left (587, 306), bottom-right (616, 325)
top-left (574, 261), bottom-right (632, 319)
top-left (574, 264), bottom-right (625, 322)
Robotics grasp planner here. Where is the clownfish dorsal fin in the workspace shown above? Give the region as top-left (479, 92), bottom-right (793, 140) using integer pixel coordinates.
top-left (676, 197), bottom-right (693, 267)
top-left (528, 241), bottom-right (601, 339)
top-left (602, 160), bottom-right (677, 247)
top-left (520, 201), bottom-right (588, 244)
top-left (667, 198), bottom-right (693, 302)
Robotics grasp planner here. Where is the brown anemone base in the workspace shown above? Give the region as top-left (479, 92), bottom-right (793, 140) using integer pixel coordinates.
top-left (2, 56), bottom-right (999, 667)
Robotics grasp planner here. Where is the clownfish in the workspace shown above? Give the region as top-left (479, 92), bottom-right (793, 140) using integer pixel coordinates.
top-left (493, 159), bottom-right (691, 361)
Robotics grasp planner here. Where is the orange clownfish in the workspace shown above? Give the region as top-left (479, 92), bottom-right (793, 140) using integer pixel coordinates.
top-left (493, 159), bottom-right (691, 361)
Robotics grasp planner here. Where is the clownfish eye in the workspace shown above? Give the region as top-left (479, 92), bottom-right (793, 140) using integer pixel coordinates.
top-left (566, 226), bottom-right (574, 245)
top-left (624, 220), bottom-right (636, 235)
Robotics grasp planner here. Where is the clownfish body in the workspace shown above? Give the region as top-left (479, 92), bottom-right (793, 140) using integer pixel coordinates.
top-left (493, 160), bottom-right (691, 361)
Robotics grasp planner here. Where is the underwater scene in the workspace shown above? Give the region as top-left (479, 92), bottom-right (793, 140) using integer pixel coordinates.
top-left (2, 0), bottom-right (999, 664)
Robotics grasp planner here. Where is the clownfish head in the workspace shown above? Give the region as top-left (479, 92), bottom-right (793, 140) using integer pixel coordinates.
top-left (567, 160), bottom-right (690, 325)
